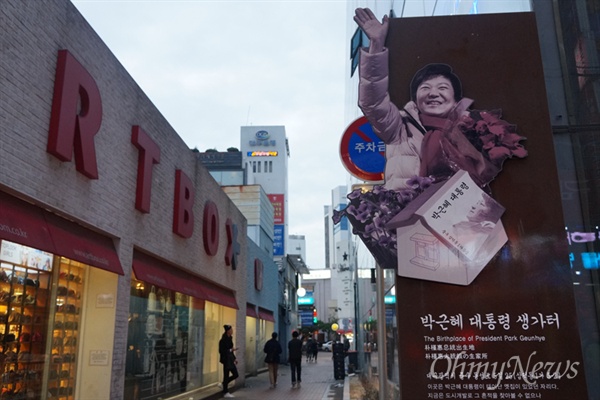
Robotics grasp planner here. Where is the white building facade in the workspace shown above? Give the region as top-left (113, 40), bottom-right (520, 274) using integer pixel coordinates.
top-left (324, 186), bottom-right (358, 340)
top-left (240, 126), bottom-right (289, 260)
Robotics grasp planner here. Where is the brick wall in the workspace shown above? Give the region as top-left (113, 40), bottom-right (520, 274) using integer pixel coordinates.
top-left (0, 1), bottom-right (248, 398)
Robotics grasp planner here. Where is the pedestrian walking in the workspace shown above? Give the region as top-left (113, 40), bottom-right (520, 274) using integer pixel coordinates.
top-left (306, 338), bottom-right (314, 363)
top-left (263, 332), bottom-right (282, 388)
top-left (218, 325), bottom-right (239, 398)
top-left (288, 331), bottom-right (303, 388)
top-left (310, 338), bottom-right (319, 362)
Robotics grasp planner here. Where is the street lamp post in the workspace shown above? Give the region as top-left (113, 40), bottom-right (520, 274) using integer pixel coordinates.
top-left (376, 267), bottom-right (387, 400)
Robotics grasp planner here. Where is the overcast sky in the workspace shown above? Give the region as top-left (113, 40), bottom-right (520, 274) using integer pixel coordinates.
top-left (72, 0), bottom-right (351, 269)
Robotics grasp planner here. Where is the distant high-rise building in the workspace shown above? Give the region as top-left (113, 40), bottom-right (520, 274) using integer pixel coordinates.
top-left (240, 126), bottom-right (289, 260)
top-left (324, 205), bottom-right (332, 269)
top-left (288, 234), bottom-right (306, 264)
top-left (324, 185), bottom-right (357, 338)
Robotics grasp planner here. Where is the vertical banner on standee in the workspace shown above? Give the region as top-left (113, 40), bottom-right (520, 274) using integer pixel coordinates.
top-left (338, 10), bottom-right (590, 400)
top-left (383, 13), bottom-right (588, 399)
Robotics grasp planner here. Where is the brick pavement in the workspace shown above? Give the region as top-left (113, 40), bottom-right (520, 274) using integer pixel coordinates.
top-left (204, 354), bottom-right (349, 400)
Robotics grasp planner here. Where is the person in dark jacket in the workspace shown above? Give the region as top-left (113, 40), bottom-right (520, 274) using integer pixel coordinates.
top-left (288, 331), bottom-right (303, 388)
top-left (305, 338), bottom-right (318, 362)
top-left (310, 338), bottom-right (319, 362)
top-left (263, 332), bottom-right (282, 388)
top-left (218, 325), bottom-right (239, 398)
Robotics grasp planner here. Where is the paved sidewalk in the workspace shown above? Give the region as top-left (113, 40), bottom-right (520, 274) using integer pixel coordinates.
top-left (206, 356), bottom-right (348, 400)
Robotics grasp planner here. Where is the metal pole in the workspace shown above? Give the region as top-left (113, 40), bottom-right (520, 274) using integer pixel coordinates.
top-left (376, 266), bottom-right (387, 400)
top-left (354, 277), bottom-right (364, 374)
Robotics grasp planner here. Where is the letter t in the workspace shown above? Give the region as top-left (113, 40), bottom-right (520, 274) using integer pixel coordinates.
top-left (131, 126), bottom-right (160, 213)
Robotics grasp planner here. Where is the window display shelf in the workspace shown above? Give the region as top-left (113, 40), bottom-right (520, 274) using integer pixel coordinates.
top-left (0, 262), bottom-right (50, 398)
top-left (47, 259), bottom-right (83, 400)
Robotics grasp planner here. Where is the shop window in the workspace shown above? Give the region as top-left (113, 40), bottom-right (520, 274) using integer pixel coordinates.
top-left (125, 280), bottom-right (192, 400)
top-left (126, 276), bottom-right (237, 399)
top-left (244, 315), bottom-right (257, 374)
top-left (0, 242), bottom-right (52, 398)
top-left (202, 302), bottom-right (236, 386)
top-left (0, 239), bottom-right (87, 400)
top-left (50, 258), bottom-right (85, 399)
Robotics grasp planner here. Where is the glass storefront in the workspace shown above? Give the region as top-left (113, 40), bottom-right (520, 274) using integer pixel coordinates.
top-left (0, 240), bottom-right (53, 399)
top-left (202, 301), bottom-right (235, 386)
top-left (244, 305), bottom-right (274, 376)
top-left (125, 279), bottom-right (191, 399)
top-left (0, 239), bottom-right (94, 400)
top-left (258, 319), bottom-right (272, 367)
top-left (552, 2), bottom-right (600, 397)
top-left (47, 258), bottom-right (85, 399)
top-left (245, 314), bottom-right (257, 374)
top-left (125, 276), bottom-right (237, 400)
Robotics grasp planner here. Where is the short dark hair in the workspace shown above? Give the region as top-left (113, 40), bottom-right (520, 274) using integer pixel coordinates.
top-left (292, 331), bottom-right (299, 338)
top-left (272, 332), bottom-right (278, 339)
top-left (410, 63), bottom-right (462, 102)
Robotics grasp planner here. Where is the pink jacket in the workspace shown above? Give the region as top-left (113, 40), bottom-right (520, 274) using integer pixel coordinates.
top-left (358, 48), bottom-right (472, 190)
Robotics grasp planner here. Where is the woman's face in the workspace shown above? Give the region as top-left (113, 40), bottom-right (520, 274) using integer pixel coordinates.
top-left (467, 198), bottom-right (488, 221)
top-left (415, 75), bottom-right (457, 117)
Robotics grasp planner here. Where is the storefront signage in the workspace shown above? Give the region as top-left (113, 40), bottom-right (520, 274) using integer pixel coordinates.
top-left (249, 130), bottom-right (276, 146)
top-left (300, 309), bottom-right (314, 326)
top-left (247, 151), bottom-right (278, 157)
top-left (567, 229), bottom-right (600, 268)
top-left (384, 295), bottom-right (395, 304)
top-left (298, 297), bottom-right (314, 305)
top-left (131, 125), bottom-right (160, 214)
top-left (48, 50), bottom-right (102, 179)
top-left (225, 219), bottom-right (240, 269)
top-left (273, 225), bottom-right (284, 256)
top-left (385, 307), bottom-right (395, 325)
top-left (566, 229), bottom-right (600, 243)
top-left (0, 241), bottom-right (53, 270)
top-left (89, 350), bottom-right (110, 366)
top-left (267, 194), bottom-right (285, 224)
top-left (46, 49), bottom-right (240, 268)
top-left (96, 293), bottom-right (115, 308)
top-left (254, 258), bottom-right (263, 291)
top-left (256, 130), bottom-right (269, 140)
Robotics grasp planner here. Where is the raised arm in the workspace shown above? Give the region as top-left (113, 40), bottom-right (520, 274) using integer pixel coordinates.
top-left (355, 8), bottom-right (402, 145)
top-left (354, 8), bottom-right (389, 54)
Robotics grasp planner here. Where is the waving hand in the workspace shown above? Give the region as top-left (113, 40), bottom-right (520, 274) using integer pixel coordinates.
top-left (354, 8), bottom-right (389, 53)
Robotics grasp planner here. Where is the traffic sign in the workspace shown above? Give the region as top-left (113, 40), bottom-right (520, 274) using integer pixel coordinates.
top-left (339, 116), bottom-right (385, 182)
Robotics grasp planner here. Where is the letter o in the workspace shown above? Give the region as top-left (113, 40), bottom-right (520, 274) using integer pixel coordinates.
top-left (203, 200), bottom-right (219, 256)
top-left (430, 355), bottom-right (452, 380)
